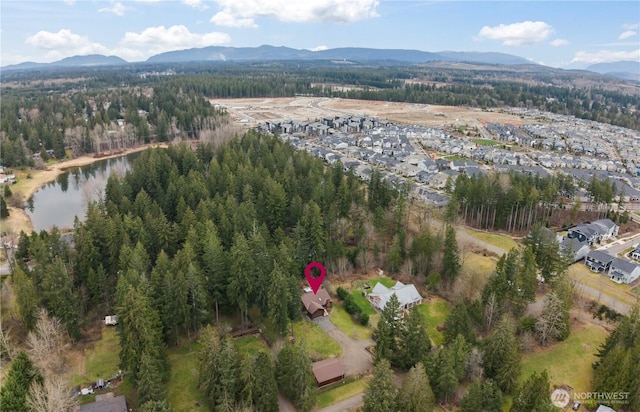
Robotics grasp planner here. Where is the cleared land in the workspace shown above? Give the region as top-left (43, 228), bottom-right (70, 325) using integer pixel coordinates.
top-left (70, 326), bottom-right (120, 387)
top-left (520, 322), bottom-right (609, 396)
top-left (330, 303), bottom-right (372, 341)
top-left (416, 297), bottom-right (452, 347)
top-left (167, 344), bottom-right (210, 412)
top-left (316, 377), bottom-right (370, 409)
top-left (292, 320), bottom-right (342, 361)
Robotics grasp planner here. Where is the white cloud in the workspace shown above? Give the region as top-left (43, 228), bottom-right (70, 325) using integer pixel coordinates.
top-left (550, 38), bottom-right (569, 47)
top-left (623, 23), bottom-right (639, 31)
top-left (123, 25), bottom-right (230, 54)
top-left (183, 0), bottom-right (209, 10)
top-left (209, 0), bottom-right (379, 28)
top-left (99, 2), bottom-right (129, 16)
top-left (571, 49), bottom-right (640, 64)
top-left (309, 45), bottom-right (328, 51)
top-left (210, 11), bottom-right (257, 28)
top-left (133, 0), bottom-right (162, 2)
top-left (619, 30), bottom-right (637, 40)
top-left (476, 21), bottom-right (554, 46)
top-left (25, 29), bottom-right (110, 59)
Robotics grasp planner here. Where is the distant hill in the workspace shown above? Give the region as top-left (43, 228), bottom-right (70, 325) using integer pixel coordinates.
top-left (586, 61), bottom-right (640, 82)
top-left (2, 54), bottom-right (128, 71)
top-left (146, 45), bottom-right (534, 66)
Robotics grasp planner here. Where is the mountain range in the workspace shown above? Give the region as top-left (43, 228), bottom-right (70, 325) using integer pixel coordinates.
top-left (2, 45), bottom-right (533, 71)
top-left (1, 46), bottom-right (638, 81)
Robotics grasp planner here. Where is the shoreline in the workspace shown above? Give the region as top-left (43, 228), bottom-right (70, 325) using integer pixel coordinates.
top-left (2, 143), bottom-right (167, 235)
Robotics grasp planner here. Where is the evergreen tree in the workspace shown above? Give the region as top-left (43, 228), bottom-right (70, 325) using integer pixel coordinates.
top-left (363, 358), bottom-right (398, 412)
top-left (267, 261), bottom-right (293, 335)
top-left (442, 224), bottom-right (461, 287)
top-left (460, 379), bottom-right (503, 412)
top-left (374, 293), bottom-right (403, 364)
top-left (436, 350), bottom-right (458, 404)
top-left (396, 363), bottom-right (435, 412)
top-left (460, 379), bottom-right (483, 412)
top-left (39, 258), bottom-right (80, 339)
top-left (397, 307), bottom-right (432, 370)
top-left (11, 266), bottom-right (40, 330)
top-left (443, 302), bottom-right (473, 345)
top-left (139, 400), bottom-right (173, 412)
top-left (228, 233), bottom-right (256, 327)
top-left (0, 352), bottom-right (41, 412)
top-left (510, 371), bottom-right (555, 412)
top-left (276, 342), bottom-right (316, 411)
top-left (252, 351), bottom-right (279, 412)
top-left (483, 314), bottom-right (521, 393)
top-left (137, 350), bottom-right (167, 405)
top-left (0, 196), bottom-right (9, 219)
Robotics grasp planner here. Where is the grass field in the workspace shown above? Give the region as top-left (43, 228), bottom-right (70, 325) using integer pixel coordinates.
top-left (520, 323), bottom-right (609, 395)
top-left (316, 377), bottom-right (370, 408)
top-left (292, 320), bottom-right (342, 361)
top-left (167, 343), bottom-right (210, 412)
top-left (471, 138), bottom-right (500, 146)
top-left (416, 298), bottom-right (452, 347)
top-left (350, 289), bottom-right (377, 316)
top-left (463, 227), bottom-right (518, 252)
top-left (462, 252), bottom-right (497, 279)
top-left (330, 303), bottom-right (373, 340)
top-left (235, 335), bottom-right (269, 355)
top-left (70, 326), bottom-right (121, 386)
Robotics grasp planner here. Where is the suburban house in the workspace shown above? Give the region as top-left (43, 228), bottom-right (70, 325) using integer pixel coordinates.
top-left (560, 237), bottom-right (591, 263)
top-left (79, 392), bottom-right (127, 412)
top-left (608, 258), bottom-right (640, 284)
top-left (567, 219), bottom-right (619, 245)
top-left (585, 250), bottom-right (615, 273)
top-left (301, 289), bottom-right (332, 319)
top-left (366, 281), bottom-right (423, 312)
top-left (311, 358), bottom-right (345, 388)
top-left (631, 244), bottom-right (640, 260)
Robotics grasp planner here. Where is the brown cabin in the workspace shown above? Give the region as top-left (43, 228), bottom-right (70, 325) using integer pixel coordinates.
top-left (301, 289), bottom-right (332, 319)
top-left (312, 358), bottom-right (345, 388)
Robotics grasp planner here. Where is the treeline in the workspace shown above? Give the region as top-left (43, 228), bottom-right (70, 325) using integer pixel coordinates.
top-left (10, 131), bottom-right (411, 408)
top-left (0, 81), bottom-right (226, 167)
top-left (449, 171), bottom-right (621, 232)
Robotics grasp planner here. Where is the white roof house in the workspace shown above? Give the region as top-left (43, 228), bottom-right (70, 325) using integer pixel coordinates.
top-left (366, 281), bottom-right (423, 311)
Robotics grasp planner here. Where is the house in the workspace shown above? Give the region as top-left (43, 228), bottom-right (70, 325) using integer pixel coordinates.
top-left (608, 258), bottom-right (640, 284)
top-left (585, 250), bottom-right (615, 273)
top-left (568, 219), bottom-right (619, 245)
top-left (560, 237), bottom-right (590, 263)
top-left (631, 244), bottom-right (640, 260)
top-left (79, 392), bottom-right (127, 412)
top-left (366, 281), bottom-right (422, 312)
top-left (312, 358), bottom-right (345, 388)
top-left (301, 289), bottom-right (332, 319)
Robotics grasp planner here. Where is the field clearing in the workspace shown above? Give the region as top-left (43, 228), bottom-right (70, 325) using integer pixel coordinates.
top-left (462, 252), bottom-right (497, 279)
top-left (235, 335), bottom-right (269, 355)
top-left (292, 320), bottom-right (342, 360)
top-left (316, 377), bottom-right (370, 408)
top-left (520, 322), bottom-right (609, 396)
top-left (70, 326), bottom-right (120, 387)
top-left (471, 138), bottom-right (500, 146)
top-left (212, 97), bottom-right (539, 130)
top-left (462, 227), bottom-right (518, 252)
top-left (167, 344), bottom-right (210, 412)
top-left (330, 303), bottom-right (373, 340)
top-left (416, 297), bottom-right (452, 347)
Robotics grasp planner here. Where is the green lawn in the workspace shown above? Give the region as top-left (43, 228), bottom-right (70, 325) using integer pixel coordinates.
top-left (416, 298), bottom-right (452, 347)
top-left (167, 343), bottom-right (211, 412)
top-left (463, 227), bottom-right (518, 253)
top-left (463, 252), bottom-right (497, 280)
top-left (330, 303), bottom-right (373, 340)
top-left (370, 277), bottom-right (396, 288)
top-left (471, 138), bottom-right (500, 146)
top-left (235, 335), bottom-right (269, 356)
top-left (316, 377), bottom-right (370, 408)
top-left (292, 320), bottom-right (342, 361)
top-left (520, 323), bottom-right (609, 395)
top-left (350, 289), bottom-right (376, 316)
top-left (70, 326), bottom-right (121, 386)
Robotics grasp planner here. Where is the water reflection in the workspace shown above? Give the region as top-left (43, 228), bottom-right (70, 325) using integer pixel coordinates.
top-left (25, 153), bottom-right (138, 232)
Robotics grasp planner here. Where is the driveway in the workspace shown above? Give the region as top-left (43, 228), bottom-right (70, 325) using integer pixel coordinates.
top-left (313, 317), bottom-right (374, 376)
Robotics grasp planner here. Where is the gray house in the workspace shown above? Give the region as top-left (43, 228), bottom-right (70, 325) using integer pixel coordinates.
top-left (568, 219), bottom-right (619, 245)
top-left (608, 258), bottom-right (640, 284)
top-left (560, 237), bottom-right (590, 262)
top-left (585, 250), bottom-right (615, 273)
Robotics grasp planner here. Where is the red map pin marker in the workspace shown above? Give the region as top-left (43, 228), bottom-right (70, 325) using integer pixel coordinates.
top-left (304, 262), bottom-right (326, 294)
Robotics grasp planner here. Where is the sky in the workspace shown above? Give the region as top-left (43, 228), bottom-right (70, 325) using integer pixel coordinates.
top-left (1, 0), bottom-right (639, 69)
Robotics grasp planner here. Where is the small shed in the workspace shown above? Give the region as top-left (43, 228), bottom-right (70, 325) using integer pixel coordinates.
top-left (104, 315), bottom-right (117, 326)
top-left (312, 358), bottom-right (345, 388)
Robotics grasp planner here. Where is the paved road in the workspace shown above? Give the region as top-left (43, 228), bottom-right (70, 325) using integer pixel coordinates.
top-left (597, 232), bottom-right (640, 256)
top-left (572, 274), bottom-right (635, 315)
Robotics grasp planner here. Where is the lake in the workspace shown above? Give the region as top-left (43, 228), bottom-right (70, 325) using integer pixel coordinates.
top-left (26, 153), bottom-right (138, 232)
